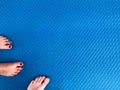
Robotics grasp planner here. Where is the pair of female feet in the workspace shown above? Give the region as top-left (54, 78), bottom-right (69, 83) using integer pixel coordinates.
top-left (0, 36), bottom-right (50, 90)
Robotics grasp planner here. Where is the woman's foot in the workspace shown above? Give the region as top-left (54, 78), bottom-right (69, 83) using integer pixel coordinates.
top-left (0, 36), bottom-right (12, 49)
top-left (27, 76), bottom-right (50, 90)
top-left (0, 62), bottom-right (23, 76)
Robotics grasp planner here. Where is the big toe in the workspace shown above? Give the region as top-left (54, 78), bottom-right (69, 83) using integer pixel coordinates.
top-left (42, 78), bottom-right (50, 88)
top-left (14, 62), bottom-right (23, 67)
top-left (2, 45), bottom-right (12, 49)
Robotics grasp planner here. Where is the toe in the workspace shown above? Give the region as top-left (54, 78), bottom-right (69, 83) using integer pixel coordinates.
top-left (15, 71), bottom-right (20, 73)
top-left (41, 78), bottom-right (50, 89)
top-left (2, 45), bottom-right (12, 49)
top-left (14, 62), bottom-right (23, 67)
top-left (1, 36), bottom-right (7, 39)
top-left (38, 76), bottom-right (42, 83)
top-left (5, 41), bottom-right (12, 45)
top-left (34, 77), bottom-right (39, 83)
top-left (30, 80), bottom-right (35, 85)
top-left (16, 67), bottom-right (23, 71)
top-left (42, 78), bottom-right (50, 85)
top-left (3, 39), bottom-right (9, 41)
top-left (15, 72), bottom-right (19, 74)
top-left (8, 45), bottom-right (12, 49)
top-left (15, 69), bottom-right (23, 74)
top-left (39, 76), bottom-right (45, 84)
top-left (10, 72), bottom-right (18, 76)
top-left (13, 72), bottom-right (19, 76)
top-left (2, 37), bottom-right (10, 41)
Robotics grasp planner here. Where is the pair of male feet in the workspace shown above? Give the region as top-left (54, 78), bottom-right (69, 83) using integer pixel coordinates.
top-left (0, 36), bottom-right (50, 90)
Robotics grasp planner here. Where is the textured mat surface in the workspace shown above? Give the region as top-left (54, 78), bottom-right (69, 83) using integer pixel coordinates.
top-left (0, 0), bottom-right (120, 90)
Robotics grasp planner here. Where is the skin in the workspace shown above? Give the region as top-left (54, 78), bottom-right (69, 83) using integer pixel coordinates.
top-left (0, 36), bottom-right (12, 49)
top-left (27, 76), bottom-right (50, 90)
top-left (0, 62), bottom-right (23, 76)
top-left (0, 35), bottom-right (50, 89)
top-left (0, 36), bottom-right (23, 76)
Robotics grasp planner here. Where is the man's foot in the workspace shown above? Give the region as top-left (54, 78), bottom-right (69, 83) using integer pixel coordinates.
top-left (0, 36), bottom-right (12, 49)
top-left (0, 62), bottom-right (23, 76)
top-left (27, 76), bottom-right (50, 90)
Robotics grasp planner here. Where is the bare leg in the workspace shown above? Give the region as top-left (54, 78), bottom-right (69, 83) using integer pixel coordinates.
top-left (27, 76), bottom-right (50, 90)
top-left (0, 36), bottom-right (12, 49)
top-left (0, 62), bottom-right (23, 76)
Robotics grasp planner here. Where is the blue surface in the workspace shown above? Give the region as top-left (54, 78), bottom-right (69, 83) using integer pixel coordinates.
top-left (0, 0), bottom-right (120, 90)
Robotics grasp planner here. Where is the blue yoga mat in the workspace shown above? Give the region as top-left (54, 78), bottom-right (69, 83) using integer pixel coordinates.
top-left (0, 0), bottom-right (120, 90)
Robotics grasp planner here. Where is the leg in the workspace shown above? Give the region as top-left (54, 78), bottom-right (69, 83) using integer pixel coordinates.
top-left (0, 36), bottom-right (12, 49)
top-left (27, 76), bottom-right (50, 90)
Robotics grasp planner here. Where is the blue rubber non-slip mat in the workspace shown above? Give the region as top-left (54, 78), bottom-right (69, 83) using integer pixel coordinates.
top-left (0, 0), bottom-right (120, 90)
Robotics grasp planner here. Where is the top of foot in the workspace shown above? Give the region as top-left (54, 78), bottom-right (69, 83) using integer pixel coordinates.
top-left (0, 62), bottom-right (23, 77)
top-left (0, 36), bottom-right (12, 49)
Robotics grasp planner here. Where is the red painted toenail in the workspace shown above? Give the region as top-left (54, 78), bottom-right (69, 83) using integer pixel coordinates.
top-left (9, 45), bottom-right (11, 48)
top-left (20, 63), bottom-right (23, 65)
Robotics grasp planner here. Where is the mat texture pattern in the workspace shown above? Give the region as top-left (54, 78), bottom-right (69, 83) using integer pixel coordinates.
top-left (0, 0), bottom-right (120, 90)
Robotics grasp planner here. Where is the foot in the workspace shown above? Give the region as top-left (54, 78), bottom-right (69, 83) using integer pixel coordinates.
top-left (0, 36), bottom-right (12, 49)
top-left (27, 76), bottom-right (50, 90)
top-left (0, 62), bottom-right (23, 76)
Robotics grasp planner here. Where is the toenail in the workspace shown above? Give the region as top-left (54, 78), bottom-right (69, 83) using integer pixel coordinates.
top-left (20, 63), bottom-right (23, 65)
top-left (9, 45), bottom-right (12, 48)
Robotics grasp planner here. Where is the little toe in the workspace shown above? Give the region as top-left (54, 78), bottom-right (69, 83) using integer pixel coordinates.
top-left (1, 36), bottom-right (7, 39)
top-left (15, 71), bottom-right (20, 74)
top-left (10, 72), bottom-right (18, 76)
top-left (13, 72), bottom-right (19, 76)
top-left (3, 38), bottom-right (9, 41)
top-left (30, 80), bottom-right (35, 85)
top-left (2, 37), bottom-right (10, 41)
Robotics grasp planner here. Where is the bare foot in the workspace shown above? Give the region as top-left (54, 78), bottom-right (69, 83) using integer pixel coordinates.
top-left (0, 62), bottom-right (23, 76)
top-left (27, 76), bottom-right (50, 90)
top-left (0, 36), bottom-right (12, 49)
